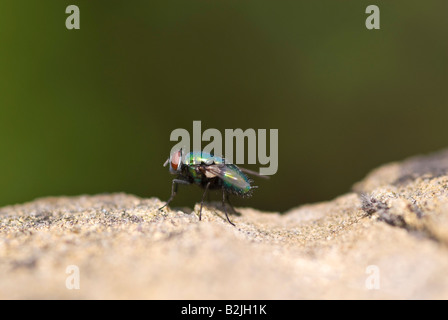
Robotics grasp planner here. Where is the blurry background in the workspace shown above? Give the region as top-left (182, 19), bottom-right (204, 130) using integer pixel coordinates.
top-left (0, 1), bottom-right (447, 212)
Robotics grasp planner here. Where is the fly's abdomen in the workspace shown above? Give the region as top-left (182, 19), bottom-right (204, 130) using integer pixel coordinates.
top-left (220, 164), bottom-right (253, 196)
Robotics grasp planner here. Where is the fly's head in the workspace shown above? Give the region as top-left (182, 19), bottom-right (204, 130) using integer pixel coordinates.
top-left (163, 149), bottom-right (183, 174)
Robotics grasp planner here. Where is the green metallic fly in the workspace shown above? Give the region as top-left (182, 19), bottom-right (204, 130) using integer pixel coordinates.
top-left (159, 149), bottom-right (267, 226)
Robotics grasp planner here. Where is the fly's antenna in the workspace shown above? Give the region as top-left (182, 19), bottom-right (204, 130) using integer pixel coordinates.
top-left (163, 158), bottom-right (169, 167)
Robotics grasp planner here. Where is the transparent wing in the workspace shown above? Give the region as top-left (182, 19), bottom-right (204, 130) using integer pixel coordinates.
top-left (239, 167), bottom-right (270, 179)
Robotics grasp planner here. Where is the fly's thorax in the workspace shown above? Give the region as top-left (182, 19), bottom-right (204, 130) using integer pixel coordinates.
top-left (186, 165), bottom-right (200, 180)
top-left (184, 151), bottom-right (225, 166)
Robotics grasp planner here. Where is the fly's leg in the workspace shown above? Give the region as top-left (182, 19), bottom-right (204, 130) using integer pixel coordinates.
top-left (222, 188), bottom-right (236, 226)
top-left (224, 193), bottom-right (239, 216)
top-left (199, 181), bottom-right (211, 221)
top-left (159, 179), bottom-right (190, 211)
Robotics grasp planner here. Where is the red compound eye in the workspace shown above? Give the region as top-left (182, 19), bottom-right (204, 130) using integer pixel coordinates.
top-left (170, 150), bottom-right (181, 171)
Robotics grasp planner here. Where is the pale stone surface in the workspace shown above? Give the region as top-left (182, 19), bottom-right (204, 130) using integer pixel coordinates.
top-left (1, 150), bottom-right (448, 299)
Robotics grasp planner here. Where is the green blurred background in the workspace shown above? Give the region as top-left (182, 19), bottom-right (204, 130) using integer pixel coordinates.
top-left (0, 1), bottom-right (447, 212)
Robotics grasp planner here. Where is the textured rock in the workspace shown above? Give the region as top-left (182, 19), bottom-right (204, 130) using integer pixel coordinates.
top-left (1, 150), bottom-right (448, 299)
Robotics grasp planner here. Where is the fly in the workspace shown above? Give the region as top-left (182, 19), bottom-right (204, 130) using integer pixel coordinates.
top-left (159, 149), bottom-right (267, 226)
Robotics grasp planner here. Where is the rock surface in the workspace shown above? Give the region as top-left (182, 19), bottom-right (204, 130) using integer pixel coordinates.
top-left (2, 150), bottom-right (448, 299)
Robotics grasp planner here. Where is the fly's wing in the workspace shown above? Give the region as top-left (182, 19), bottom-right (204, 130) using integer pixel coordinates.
top-left (239, 167), bottom-right (270, 179)
top-left (203, 164), bottom-right (251, 190)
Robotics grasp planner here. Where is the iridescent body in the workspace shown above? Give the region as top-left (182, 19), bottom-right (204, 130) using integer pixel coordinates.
top-left (183, 151), bottom-right (252, 196)
top-left (160, 149), bottom-right (262, 226)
